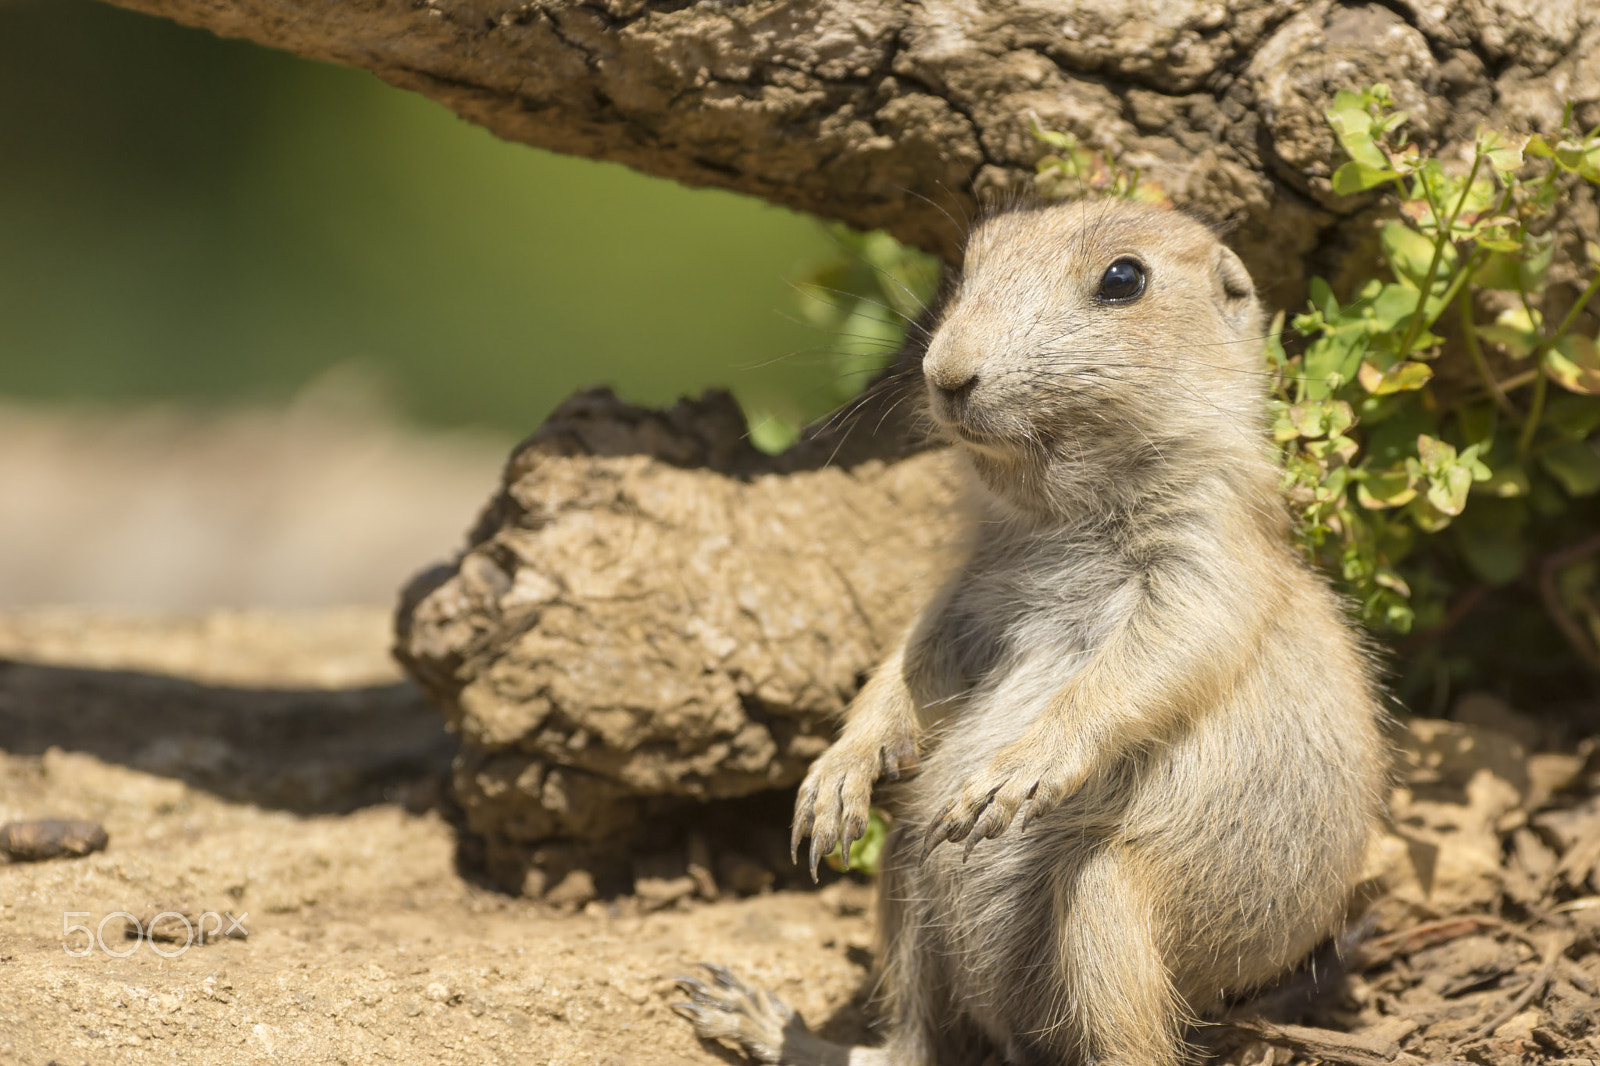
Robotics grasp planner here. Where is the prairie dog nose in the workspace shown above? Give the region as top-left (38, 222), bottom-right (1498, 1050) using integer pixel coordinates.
top-left (929, 367), bottom-right (978, 401)
top-left (925, 335), bottom-right (982, 401)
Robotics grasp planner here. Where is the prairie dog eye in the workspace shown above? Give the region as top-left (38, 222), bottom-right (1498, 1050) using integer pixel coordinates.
top-left (1096, 258), bottom-right (1147, 304)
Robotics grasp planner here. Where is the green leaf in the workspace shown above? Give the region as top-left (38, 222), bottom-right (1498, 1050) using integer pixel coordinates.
top-left (1472, 251), bottom-right (1523, 291)
top-left (1325, 107), bottom-right (1389, 169)
top-left (1264, 310), bottom-right (1289, 369)
top-left (1307, 434), bottom-right (1360, 465)
top-left (1270, 401), bottom-right (1298, 442)
top-left (1357, 466), bottom-right (1418, 509)
top-left (1366, 281), bottom-right (1430, 335)
top-left (1329, 90), bottom-right (1368, 113)
top-left (1544, 335), bottom-right (1600, 395)
top-left (1540, 440), bottom-right (1600, 496)
top-left (1478, 128), bottom-right (1527, 174)
top-left (1456, 402), bottom-right (1497, 447)
top-left (1301, 332), bottom-right (1366, 401)
top-left (1477, 305), bottom-right (1544, 359)
top-left (1456, 177), bottom-right (1499, 217)
top-left (1555, 140), bottom-right (1588, 173)
top-left (1416, 434), bottom-right (1457, 470)
top-left (747, 410), bottom-right (800, 454)
top-left (1358, 359), bottom-right (1433, 395)
top-left (1028, 114), bottom-right (1074, 150)
top-left (1308, 277), bottom-right (1337, 319)
top-left (1381, 223), bottom-right (1456, 290)
top-left (1478, 463), bottom-right (1530, 498)
top-left (1407, 496), bottom-right (1454, 533)
top-left (1286, 399), bottom-right (1357, 439)
top-left (1470, 234), bottom-right (1554, 293)
top-left (1365, 405), bottom-right (1440, 467)
top-left (1331, 160), bottom-right (1398, 195)
top-left (1457, 443), bottom-right (1493, 482)
top-left (1326, 400), bottom-right (1356, 436)
top-left (1374, 566), bottom-right (1412, 597)
top-left (1453, 499), bottom-right (1528, 584)
top-left (1427, 464), bottom-right (1474, 515)
top-left (1545, 393), bottom-right (1600, 440)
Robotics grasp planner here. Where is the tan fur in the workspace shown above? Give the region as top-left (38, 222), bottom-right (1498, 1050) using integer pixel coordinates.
top-left (675, 200), bottom-right (1388, 1066)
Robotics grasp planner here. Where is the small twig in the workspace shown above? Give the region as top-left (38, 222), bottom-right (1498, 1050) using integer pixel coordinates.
top-left (1459, 286), bottom-right (1521, 421)
top-left (1393, 584), bottom-right (1489, 656)
top-left (1218, 1018), bottom-right (1408, 1066)
top-left (1537, 532), bottom-right (1600, 674)
top-left (1454, 933), bottom-right (1574, 1047)
top-left (1353, 914), bottom-right (1495, 970)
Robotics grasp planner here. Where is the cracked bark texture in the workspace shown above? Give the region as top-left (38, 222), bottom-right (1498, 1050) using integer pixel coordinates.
top-left (394, 387), bottom-right (961, 893)
top-left (102, 0), bottom-right (1600, 305)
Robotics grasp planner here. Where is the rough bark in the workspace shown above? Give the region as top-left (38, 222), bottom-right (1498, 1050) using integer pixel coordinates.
top-left (100, 0), bottom-right (1600, 304)
top-left (393, 387), bottom-right (961, 891)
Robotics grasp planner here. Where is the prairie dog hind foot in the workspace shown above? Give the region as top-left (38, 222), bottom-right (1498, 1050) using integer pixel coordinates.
top-left (674, 965), bottom-right (891, 1066)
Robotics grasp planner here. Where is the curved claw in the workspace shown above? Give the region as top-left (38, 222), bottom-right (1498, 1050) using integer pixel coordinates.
top-left (881, 736), bottom-right (917, 782)
top-left (700, 962), bottom-right (741, 989)
top-left (838, 809), bottom-right (868, 873)
top-left (674, 976), bottom-right (714, 1004)
top-left (919, 800), bottom-right (959, 861)
top-left (792, 733), bottom-right (914, 879)
top-left (790, 782), bottom-right (817, 865)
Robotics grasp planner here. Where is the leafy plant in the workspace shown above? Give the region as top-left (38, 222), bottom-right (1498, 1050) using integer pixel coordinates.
top-left (749, 228), bottom-right (939, 453)
top-left (1274, 86), bottom-right (1600, 665)
top-left (787, 103), bottom-right (1600, 695)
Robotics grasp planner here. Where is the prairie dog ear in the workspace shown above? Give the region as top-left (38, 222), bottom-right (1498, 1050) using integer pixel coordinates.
top-left (1212, 245), bottom-right (1260, 335)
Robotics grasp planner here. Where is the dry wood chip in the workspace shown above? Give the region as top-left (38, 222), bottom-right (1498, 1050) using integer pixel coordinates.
top-left (1504, 827), bottom-right (1560, 905)
top-left (1555, 817), bottom-right (1600, 894)
top-left (1454, 933), bottom-right (1574, 1048)
top-left (1525, 752), bottom-right (1587, 812)
top-left (1219, 1018), bottom-right (1412, 1066)
top-left (1354, 916), bottom-right (1495, 970)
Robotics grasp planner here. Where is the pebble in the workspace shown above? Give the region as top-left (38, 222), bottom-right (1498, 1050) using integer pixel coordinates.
top-left (0, 818), bottom-right (108, 861)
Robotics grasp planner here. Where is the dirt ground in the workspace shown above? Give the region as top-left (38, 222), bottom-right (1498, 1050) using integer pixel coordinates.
top-left (0, 608), bottom-right (875, 1066)
top-left (3, 607), bottom-right (1600, 1066)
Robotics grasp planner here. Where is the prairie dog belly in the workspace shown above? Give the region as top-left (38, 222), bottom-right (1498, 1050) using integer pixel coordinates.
top-left (895, 614), bottom-right (1381, 1018)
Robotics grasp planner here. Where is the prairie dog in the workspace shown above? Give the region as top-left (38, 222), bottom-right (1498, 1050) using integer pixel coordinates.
top-left (676, 200), bottom-right (1388, 1066)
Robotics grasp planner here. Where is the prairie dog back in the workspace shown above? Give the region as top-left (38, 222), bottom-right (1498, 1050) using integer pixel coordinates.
top-left (677, 200), bottom-right (1388, 1066)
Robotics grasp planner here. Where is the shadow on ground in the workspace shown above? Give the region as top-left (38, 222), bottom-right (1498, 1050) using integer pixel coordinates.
top-left (0, 659), bottom-right (454, 815)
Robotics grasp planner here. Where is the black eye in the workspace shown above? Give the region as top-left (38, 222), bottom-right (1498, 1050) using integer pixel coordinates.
top-left (1096, 258), bottom-right (1146, 303)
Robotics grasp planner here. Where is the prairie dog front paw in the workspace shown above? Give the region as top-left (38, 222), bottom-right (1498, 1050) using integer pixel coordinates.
top-left (790, 732), bottom-right (915, 880)
top-left (922, 726), bottom-right (1085, 860)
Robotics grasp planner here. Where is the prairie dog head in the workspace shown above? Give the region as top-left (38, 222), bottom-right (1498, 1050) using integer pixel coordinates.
top-left (922, 200), bottom-right (1268, 509)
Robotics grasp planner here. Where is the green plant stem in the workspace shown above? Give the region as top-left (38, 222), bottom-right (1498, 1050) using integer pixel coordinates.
top-left (1518, 363), bottom-right (1549, 459)
top-left (1397, 152), bottom-right (1484, 360)
top-left (1433, 255), bottom-right (1480, 323)
top-left (1460, 286), bottom-right (1522, 421)
top-left (1516, 254), bottom-right (1600, 460)
top-left (1547, 270), bottom-right (1600, 349)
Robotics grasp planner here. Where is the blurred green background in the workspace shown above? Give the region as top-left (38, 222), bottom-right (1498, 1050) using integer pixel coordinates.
top-left (0, 0), bottom-right (848, 435)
